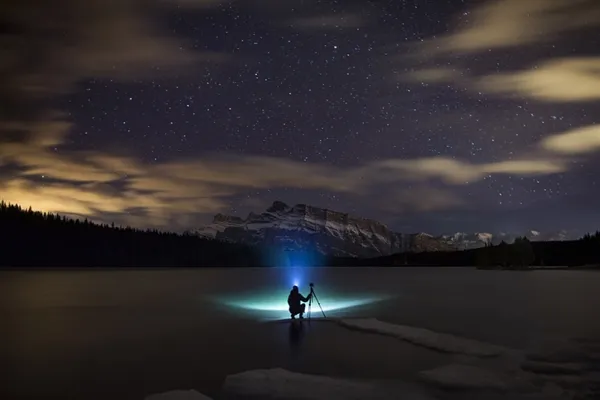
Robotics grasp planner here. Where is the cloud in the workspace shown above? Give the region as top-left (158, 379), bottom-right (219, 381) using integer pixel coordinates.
top-left (3, 149), bottom-right (122, 184)
top-left (0, 121), bottom-right (361, 227)
top-left (541, 125), bottom-right (600, 155)
top-left (0, 117), bottom-right (571, 228)
top-left (385, 187), bottom-right (466, 214)
top-left (1, 0), bottom-right (582, 230)
top-left (402, 0), bottom-right (600, 104)
top-left (421, 0), bottom-right (600, 55)
top-left (0, 0), bottom-right (226, 142)
top-left (373, 158), bottom-right (481, 184)
top-left (403, 68), bottom-right (463, 84)
top-left (287, 13), bottom-right (365, 30)
top-left (482, 160), bottom-right (565, 175)
top-left (1, 179), bottom-right (158, 216)
top-left (1, 93), bottom-right (580, 231)
top-left (477, 57), bottom-right (600, 102)
top-left (166, 0), bottom-right (224, 7)
top-left (0, 0), bottom-right (231, 227)
top-left (154, 156), bottom-right (358, 192)
top-left (371, 157), bottom-right (564, 185)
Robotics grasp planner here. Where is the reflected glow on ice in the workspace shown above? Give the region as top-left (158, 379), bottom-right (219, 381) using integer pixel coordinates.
top-left (213, 270), bottom-right (391, 319)
top-left (229, 298), bottom-right (379, 313)
top-left (217, 289), bottom-right (386, 319)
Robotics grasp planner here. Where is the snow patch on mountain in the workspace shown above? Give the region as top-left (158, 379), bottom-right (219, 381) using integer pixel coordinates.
top-left (194, 201), bottom-right (577, 257)
top-left (194, 201), bottom-right (455, 257)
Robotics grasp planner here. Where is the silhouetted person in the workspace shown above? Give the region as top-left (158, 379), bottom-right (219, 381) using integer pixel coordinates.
top-left (287, 285), bottom-right (311, 319)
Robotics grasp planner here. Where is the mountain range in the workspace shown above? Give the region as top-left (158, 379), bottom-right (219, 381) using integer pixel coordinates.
top-left (193, 201), bottom-right (577, 258)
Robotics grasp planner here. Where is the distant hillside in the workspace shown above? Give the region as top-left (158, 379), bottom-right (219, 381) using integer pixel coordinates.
top-left (193, 200), bottom-right (454, 257)
top-left (194, 200), bottom-right (578, 257)
top-left (0, 202), bottom-right (270, 267)
top-left (2, 201), bottom-right (598, 268)
top-left (334, 236), bottom-right (600, 268)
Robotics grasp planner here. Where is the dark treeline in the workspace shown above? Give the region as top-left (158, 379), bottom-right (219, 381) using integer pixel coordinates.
top-left (337, 235), bottom-right (600, 268)
top-left (3, 201), bottom-right (600, 268)
top-left (0, 202), bottom-right (273, 267)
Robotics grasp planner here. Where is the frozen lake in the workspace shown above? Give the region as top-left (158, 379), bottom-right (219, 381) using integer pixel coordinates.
top-left (1, 267), bottom-right (599, 399)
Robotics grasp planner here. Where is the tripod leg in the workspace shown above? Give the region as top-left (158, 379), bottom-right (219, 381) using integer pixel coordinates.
top-left (311, 291), bottom-right (326, 318)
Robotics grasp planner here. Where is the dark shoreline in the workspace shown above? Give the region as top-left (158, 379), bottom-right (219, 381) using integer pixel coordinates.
top-left (2, 265), bottom-right (599, 271)
top-left (2, 201), bottom-right (600, 269)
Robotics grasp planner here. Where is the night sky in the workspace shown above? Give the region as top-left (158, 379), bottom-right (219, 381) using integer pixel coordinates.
top-left (2, 0), bottom-right (600, 235)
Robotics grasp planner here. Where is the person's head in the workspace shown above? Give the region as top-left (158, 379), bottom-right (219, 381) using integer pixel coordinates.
top-left (291, 285), bottom-right (299, 293)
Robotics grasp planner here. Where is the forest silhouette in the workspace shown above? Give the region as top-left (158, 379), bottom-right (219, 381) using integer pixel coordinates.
top-left (1, 201), bottom-right (599, 268)
top-left (0, 201), bottom-right (264, 267)
top-left (336, 234), bottom-right (600, 268)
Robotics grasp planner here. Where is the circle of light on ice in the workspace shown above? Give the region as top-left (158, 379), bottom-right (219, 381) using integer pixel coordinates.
top-left (217, 293), bottom-right (384, 319)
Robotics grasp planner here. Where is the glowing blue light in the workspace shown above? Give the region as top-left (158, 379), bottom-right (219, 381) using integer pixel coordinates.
top-left (282, 250), bottom-right (323, 268)
top-left (286, 267), bottom-right (304, 289)
top-left (217, 292), bottom-right (386, 320)
top-left (227, 298), bottom-right (379, 313)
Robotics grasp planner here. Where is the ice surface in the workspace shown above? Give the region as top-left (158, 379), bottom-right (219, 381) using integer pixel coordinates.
top-left (145, 390), bottom-right (212, 400)
top-left (337, 318), bottom-right (507, 357)
top-left (222, 368), bottom-right (435, 400)
top-left (419, 364), bottom-right (509, 391)
top-left (526, 338), bottom-right (589, 363)
top-left (521, 360), bottom-right (585, 375)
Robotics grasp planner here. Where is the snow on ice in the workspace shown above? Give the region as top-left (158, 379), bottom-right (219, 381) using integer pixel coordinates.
top-left (337, 318), bottom-right (508, 357)
top-left (222, 368), bottom-right (435, 400)
top-left (145, 390), bottom-right (213, 400)
top-left (419, 364), bottom-right (510, 391)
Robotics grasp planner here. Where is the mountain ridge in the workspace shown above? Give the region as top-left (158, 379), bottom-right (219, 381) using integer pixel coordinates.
top-left (194, 201), bottom-right (576, 257)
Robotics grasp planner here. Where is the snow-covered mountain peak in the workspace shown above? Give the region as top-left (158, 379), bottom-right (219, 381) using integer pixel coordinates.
top-left (212, 213), bottom-right (244, 224)
top-left (194, 202), bottom-right (455, 257)
top-left (194, 202), bottom-right (577, 257)
top-left (476, 232), bottom-right (493, 242)
top-left (266, 200), bottom-right (290, 213)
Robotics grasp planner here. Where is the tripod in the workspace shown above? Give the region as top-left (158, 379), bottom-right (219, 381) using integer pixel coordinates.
top-left (307, 284), bottom-right (326, 321)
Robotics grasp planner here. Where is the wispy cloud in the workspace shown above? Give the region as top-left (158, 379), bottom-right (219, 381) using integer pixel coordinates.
top-left (3, 0), bottom-right (599, 228)
top-left (477, 57), bottom-right (600, 102)
top-left (0, 0), bottom-right (227, 142)
top-left (0, 120), bottom-right (573, 228)
top-left (403, 0), bottom-right (600, 104)
top-left (385, 187), bottom-right (466, 214)
top-left (0, 0), bottom-right (229, 223)
top-left (403, 68), bottom-right (463, 84)
top-left (541, 125), bottom-right (600, 154)
top-left (371, 157), bottom-right (564, 185)
top-left (420, 0), bottom-right (600, 55)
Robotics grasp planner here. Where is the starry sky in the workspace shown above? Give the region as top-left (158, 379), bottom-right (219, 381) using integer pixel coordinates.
top-left (2, 0), bottom-right (600, 235)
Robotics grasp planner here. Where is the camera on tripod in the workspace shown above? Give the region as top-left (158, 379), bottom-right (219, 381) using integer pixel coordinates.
top-left (305, 282), bottom-right (325, 320)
